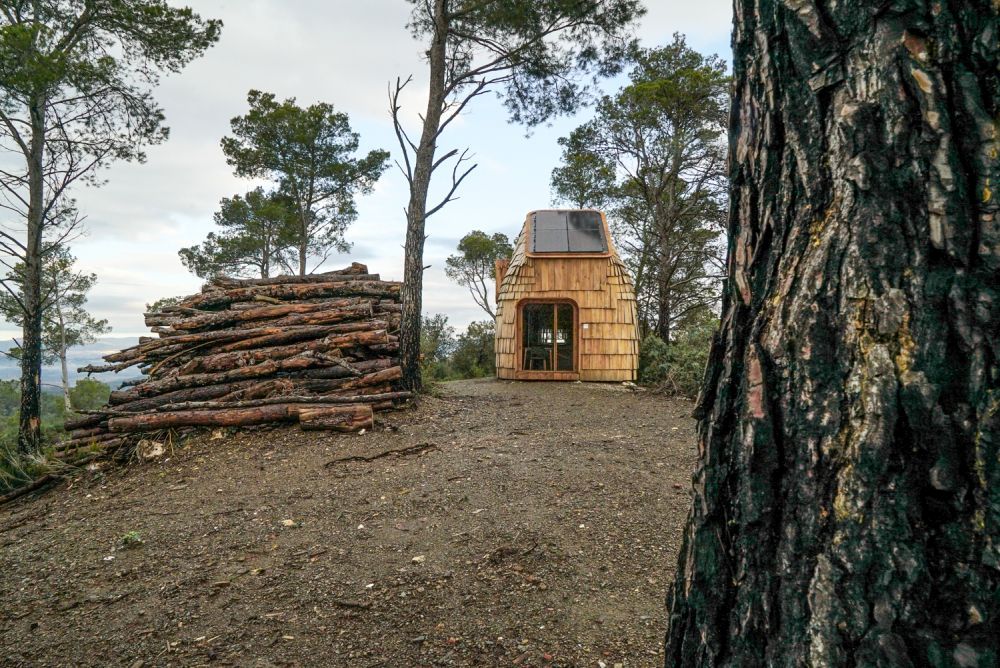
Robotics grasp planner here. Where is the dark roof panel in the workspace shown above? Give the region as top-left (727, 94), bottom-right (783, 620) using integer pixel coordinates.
top-left (533, 228), bottom-right (569, 253)
top-left (531, 211), bottom-right (607, 254)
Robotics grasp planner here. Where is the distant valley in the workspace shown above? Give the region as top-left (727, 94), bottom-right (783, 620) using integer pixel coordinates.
top-left (0, 337), bottom-right (143, 389)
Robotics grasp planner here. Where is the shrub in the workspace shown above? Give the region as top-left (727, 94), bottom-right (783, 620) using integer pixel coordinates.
top-left (69, 379), bottom-right (112, 411)
top-left (420, 316), bottom-right (497, 383)
top-left (638, 314), bottom-right (718, 397)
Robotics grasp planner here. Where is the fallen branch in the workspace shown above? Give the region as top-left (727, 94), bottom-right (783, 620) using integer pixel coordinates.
top-left (324, 442), bottom-right (437, 467)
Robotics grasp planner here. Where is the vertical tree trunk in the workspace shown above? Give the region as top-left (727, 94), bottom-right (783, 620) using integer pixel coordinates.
top-left (298, 216), bottom-right (308, 276)
top-left (56, 300), bottom-right (72, 412)
top-left (656, 281), bottom-right (671, 342)
top-left (18, 94), bottom-right (46, 454)
top-left (262, 233), bottom-right (270, 279)
top-left (666, 2), bottom-right (999, 666)
top-left (399, 0), bottom-right (449, 390)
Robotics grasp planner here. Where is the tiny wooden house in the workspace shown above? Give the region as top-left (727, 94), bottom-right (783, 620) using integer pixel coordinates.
top-left (494, 209), bottom-right (639, 381)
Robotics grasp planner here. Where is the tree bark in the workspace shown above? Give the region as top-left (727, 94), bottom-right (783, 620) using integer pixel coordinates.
top-left (183, 280), bottom-right (399, 310)
top-left (18, 91), bottom-right (46, 454)
top-left (177, 329), bottom-right (388, 374)
top-left (298, 404), bottom-right (373, 432)
top-left (399, 0), bottom-right (449, 390)
top-left (108, 403), bottom-right (295, 432)
top-left (666, 2), bottom-right (999, 666)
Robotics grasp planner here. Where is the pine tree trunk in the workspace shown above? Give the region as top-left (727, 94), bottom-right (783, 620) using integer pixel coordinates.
top-left (399, 0), bottom-right (449, 391)
top-left (666, 2), bottom-right (999, 666)
top-left (262, 233), bottom-right (270, 279)
top-left (656, 282), bottom-right (671, 343)
top-left (18, 93), bottom-right (46, 454)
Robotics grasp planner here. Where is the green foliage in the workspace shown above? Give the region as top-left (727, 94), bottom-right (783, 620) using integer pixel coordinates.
top-left (444, 231), bottom-right (512, 318)
top-left (420, 314), bottom-right (456, 382)
top-left (0, 380), bottom-right (19, 416)
top-left (451, 321), bottom-right (496, 379)
top-left (421, 316), bottom-right (497, 383)
top-left (179, 187), bottom-right (298, 279)
top-left (0, 378), bottom-right (108, 421)
top-left (405, 0), bottom-right (646, 127)
top-left (120, 531), bottom-right (144, 549)
top-left (551, 35), bottom-right (729, 340)
top-left (69, 379), bottom-right (111, 412)
top-left (221, 90), bottom-right (389, 274)
top-left (0, 376), bottom-right (109, 491)
top-left (0, 247), bottom-right (110, 366)
top-left (0, 384), bottom-right (73, 490)
top-left (146, 296), bottom-right (182, 312)
top-left (638, 309), bottom-right (718, 397)
top-left (551, 124), bottom-right (616, 208)
top-left (0, 437), bottom-right (47, 493)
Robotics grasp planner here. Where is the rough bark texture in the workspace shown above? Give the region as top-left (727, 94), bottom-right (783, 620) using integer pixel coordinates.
top-left (666, 2), bottom-right (999, 666)
top-left (62, 265), bottom-right (406, 464)
top-left (297, 404), bottom-right (374, 432)
top-left (17, 93), bottom-right (46, 454)
top-left (399, 0), bottom-right (449, 390)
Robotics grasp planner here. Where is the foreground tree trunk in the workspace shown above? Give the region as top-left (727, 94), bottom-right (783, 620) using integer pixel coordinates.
top-left (399, 0), bottom-right (448, 391)
top-left (18, 93), bottom-right (46, 454)
top-left (666, 2), bottom-right (999, 666)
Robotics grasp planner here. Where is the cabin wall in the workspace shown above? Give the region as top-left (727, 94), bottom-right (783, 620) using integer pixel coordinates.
top-left (495, 250), bottom-right (638, 382)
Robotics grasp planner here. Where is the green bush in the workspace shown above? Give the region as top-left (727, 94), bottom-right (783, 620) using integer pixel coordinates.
top-left (420, 315), bottom-right (497, 383)
top-left (0, 426), bottom-right (51, 492)
top-left (0, 378), bottom-right (112, 491)
top-left (70, 379), bottom-right (112, 411)
top-left (450, 321), bottom-right (496, 379)
top-left (638, 314), bottom-right (718, 397)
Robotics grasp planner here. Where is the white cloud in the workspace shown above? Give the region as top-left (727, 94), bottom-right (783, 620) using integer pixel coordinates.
top-left (3, 0), bottom-right (734, 339)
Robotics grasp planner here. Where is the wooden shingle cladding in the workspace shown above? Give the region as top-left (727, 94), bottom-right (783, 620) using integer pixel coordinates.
top-left (495, 210), bottom-right (639, 382)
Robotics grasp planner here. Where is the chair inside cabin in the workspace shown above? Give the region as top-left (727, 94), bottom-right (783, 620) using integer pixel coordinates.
top-left (523, 346), bottom-right (551, 370)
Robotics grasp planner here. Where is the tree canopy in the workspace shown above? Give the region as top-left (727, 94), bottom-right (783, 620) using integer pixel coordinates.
top-left (179, 188), bottom-right (298, 279)
top-left (0, 245), bottom-right (109, 408)
top-left (392, 0), bottom-right (645, 388)
top-left (221, 90), bottom-right (389, 275)
top-left (0, 0), bottom-right (220, 452)
top-left (444, 230), bottom-right (512, 319)
top-left (552, 36), bottom-right (729, 341)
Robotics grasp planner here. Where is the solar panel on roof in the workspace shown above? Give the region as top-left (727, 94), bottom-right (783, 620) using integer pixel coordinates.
top-left (530, 211), bottom-right (607, 253)
top-left (534, 229), bottom-right (569, 252)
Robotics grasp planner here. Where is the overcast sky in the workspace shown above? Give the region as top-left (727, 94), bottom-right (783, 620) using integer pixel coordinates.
top-left (2, 0), bottom-right (733, 340)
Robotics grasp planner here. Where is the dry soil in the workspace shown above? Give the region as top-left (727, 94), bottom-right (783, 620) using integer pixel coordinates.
top-left (1, 378), bottom-right (697, 667)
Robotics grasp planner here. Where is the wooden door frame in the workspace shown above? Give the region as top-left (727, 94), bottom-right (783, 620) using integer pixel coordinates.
top-left (514, 298), bottom-right (580, 381)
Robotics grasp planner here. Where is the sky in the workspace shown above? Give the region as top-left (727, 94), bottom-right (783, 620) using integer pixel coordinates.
top-left (1, 0), bottom-right (733, 343)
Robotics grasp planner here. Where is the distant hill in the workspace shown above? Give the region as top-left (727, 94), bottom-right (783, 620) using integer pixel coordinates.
top-left (0, 337), bottom-right (144, 389)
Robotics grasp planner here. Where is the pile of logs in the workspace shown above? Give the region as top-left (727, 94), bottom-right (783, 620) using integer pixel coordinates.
top-left (59, 263), bottom-right (407, 463)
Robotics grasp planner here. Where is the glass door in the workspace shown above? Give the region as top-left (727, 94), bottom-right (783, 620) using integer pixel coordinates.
top-left (521, 303), bottom-right (575, 372)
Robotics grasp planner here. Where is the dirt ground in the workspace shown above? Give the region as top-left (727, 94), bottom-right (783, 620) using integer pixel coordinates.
top-left (1, 379), bottom-right (697, 667)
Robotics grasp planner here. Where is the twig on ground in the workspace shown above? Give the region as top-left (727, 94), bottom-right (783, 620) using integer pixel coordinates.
top-left (323, 442), bottom-right (437, 467)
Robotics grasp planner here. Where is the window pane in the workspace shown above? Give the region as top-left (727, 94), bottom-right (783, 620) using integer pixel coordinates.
top-left (522, 304), bottom-right (554, 370)
top-left (556, 304), bottom-right (574, 371)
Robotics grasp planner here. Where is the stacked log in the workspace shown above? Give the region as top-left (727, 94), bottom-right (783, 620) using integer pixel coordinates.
top-left (60, 263), bottom-right (407, 463)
